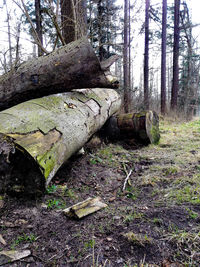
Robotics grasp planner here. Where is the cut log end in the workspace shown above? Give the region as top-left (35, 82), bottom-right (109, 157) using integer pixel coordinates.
top-left (0, 134), bottom-right (45, 195)
top-left (0, 89), bottom-right (121, 195)
top-left (145, 111), bottom-right (160, 144)
top-left (102, 111), bottom-right (160, 145)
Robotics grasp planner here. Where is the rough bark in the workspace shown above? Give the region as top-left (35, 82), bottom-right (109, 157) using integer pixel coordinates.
top-left (171, 0), bottom-right (180, 111)
top-left (123, 0), bottom-right (130, 113)
top-left (35, 0), bottom-right (43, 56)
top-left (97, 0), bottom-right (104, 61)
top-left (161, 0), bottom-right (167, 115)
top-left (60, 0), bottom-right (87, 44)
top-left (144, 0), bottom-right (150, 110)
top-left (0, 38), bottom-right (119, 111)
top-left (102, 111), bottom-right (160, 145)
top-left (0, 88), bottom-right (121, 195)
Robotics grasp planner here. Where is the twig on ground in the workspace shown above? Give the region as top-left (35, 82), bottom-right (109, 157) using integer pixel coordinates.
top-left (123, 169), bottom-right (133, 191)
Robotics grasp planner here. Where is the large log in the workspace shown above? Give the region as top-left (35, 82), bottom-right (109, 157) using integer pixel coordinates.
top-left (0, 88), bottom-right (121, 195)
top-left (102, 111), bottom-right (160, 145)
top-left (0, 38), bottom-right (119, 111)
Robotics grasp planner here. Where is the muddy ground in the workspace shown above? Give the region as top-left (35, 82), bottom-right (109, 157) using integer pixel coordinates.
top-left (0, 118), bottom-right (200, 267)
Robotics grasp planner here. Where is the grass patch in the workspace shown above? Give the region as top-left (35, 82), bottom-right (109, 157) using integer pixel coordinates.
top-left (11, 233), bottom-right (37, 249)
top-left (163, 229), bottom-right (200, 261)
top-left (168, 181), bottom-right (200, 205)
top-left (124, 211), bottom-right (144, 223)
top-left (46, 198), bottom-right (66, 209)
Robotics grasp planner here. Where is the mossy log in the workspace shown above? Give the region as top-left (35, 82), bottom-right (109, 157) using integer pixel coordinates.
top-left (103, 111), bottom-right (160, 144)
top-left (0, 38), bottom-right (119, 111)
top-left (0, 88), bottom-right (121, 195)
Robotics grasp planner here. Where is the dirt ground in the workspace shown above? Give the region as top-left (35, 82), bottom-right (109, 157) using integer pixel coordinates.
top-left (0, 118), bottom-right (200, 267)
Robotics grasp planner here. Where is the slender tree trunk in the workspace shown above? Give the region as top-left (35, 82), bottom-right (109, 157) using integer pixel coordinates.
top-left (5, 2), bottom-right (12, 69)
top-left (60, 0), bottom-right (87, 44)
top-left (97, 0), bottom-right (104, 61)
top-left (14, 22), bottom-right (21, 67)
top-left (128, 0), bottom-right (131, 90)
top-left (123, 0), bottom-right (129, 112)
top-left (180, 3), bottom-right (195, 119)
top-left (161, 0), bottom-right (167, 115)
top-left (35, 0), bottom-right (43, 56)
top-left (171, 0), bottom-right (180, 111)
top-left (144, 0), bottom-right (150, 110)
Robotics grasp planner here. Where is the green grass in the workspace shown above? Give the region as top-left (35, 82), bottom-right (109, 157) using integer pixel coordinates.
top-left (11, 233), bottom-right (37, 249)
top-left (124, 211), bottom-right (144, 223)
top-left (186, 208), bottom-right (199, 220)
top-left (46, 198), bottom-right (66, 209)
top-left (46, 184), bottom-right (57, 194)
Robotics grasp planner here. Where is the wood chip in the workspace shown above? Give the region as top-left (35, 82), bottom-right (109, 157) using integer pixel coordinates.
top-left (0, 219), bottom-right (28, 228)
top-left (0, 234), bottom-right (6, 246)
top-left (63, 197), bottom-right (107, 219)
top-left (0, 250), bottom-right (31, 265)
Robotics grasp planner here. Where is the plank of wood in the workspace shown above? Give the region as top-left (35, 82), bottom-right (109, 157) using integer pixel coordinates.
top-left (63, 197), bottom-right (107, 219)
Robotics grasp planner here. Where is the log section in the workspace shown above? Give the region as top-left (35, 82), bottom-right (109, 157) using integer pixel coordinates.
top-left (0, 88), bottom-right (121, 194)
top-left (102, 111), bottom-right (160, 145)
top-left (0, 38), bottom-right (119, 111)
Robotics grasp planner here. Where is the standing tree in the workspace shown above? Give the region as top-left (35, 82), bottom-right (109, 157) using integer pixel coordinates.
top-left (5, 1), bottom-right (13, 69)
top-left (87, 0), bottom-right (121, 61)
top-left (144, 0), bottom-right (150, 110)
top-left (97, 0), bottom-right (104, 61)
top-left (161, 0), bottom-right (167, 114)
top-left (171, 0), bottom-right (180, 111)
top-left (179, 2), bottom-right (200, 118)
top-left (35, 0), bottom-right (43, 56)
top-left (60, 0), bottom-right (87, 44)
top-left (123, 0), bottom-right (130, 112)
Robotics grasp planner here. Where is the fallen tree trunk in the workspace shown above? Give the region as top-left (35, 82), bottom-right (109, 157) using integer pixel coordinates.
top-left (0, 88), bottom-right (121, 195)
top-left (0, 38), bottom-right (119, 111)
top-left (102, 111), bottom-right (160, 144)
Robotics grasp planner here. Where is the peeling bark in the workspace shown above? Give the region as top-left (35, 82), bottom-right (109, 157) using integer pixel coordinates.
top-left (0, 88), bottom-right (121, 195)
top-left (0, 38), bottom-right (119, 111)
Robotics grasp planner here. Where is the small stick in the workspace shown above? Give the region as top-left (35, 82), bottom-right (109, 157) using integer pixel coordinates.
top-left (123, 169), bottom-right (133, 191)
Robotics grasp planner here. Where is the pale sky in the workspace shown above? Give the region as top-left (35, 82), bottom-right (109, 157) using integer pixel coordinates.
top-left (1, 0), bottom-right (200, 49)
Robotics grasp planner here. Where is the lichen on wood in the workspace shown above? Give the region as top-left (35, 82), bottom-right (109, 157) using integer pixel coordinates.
top-left (63, 197), bottom-right (107, 219)
top-left (0, 88), bottom-right (121, 195)
top-left (102, 111), bottom-right (160, 145)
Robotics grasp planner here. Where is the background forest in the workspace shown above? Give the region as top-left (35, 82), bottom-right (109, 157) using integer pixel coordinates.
top-left (1, 1), bottom-right (200, 266)
top-left (0, 0), bottom-right (200, 119)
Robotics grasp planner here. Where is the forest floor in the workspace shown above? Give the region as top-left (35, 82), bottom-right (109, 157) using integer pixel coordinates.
top-left (0, 118), bottom-right (200, 267)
